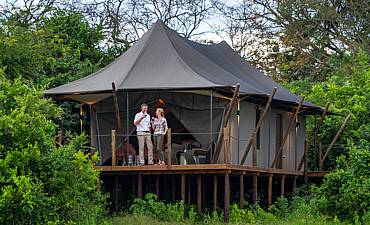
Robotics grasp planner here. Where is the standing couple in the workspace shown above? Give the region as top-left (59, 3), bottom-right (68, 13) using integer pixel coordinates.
top-left (134, 103), bottom-right (168, 165)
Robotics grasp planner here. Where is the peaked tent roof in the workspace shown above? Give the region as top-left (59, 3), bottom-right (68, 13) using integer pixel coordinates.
top-left (45, 20), bottom-right (321, 110)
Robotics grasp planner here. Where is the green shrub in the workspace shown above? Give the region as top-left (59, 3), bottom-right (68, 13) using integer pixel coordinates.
top-left (229, 203), bottom-right (255, 223)
top-left (130, 193), bottom-right (184, 222)
top-left (0, 71), bottom-right (107, 224)
top-left (312, 140), bottom-right (370, 223)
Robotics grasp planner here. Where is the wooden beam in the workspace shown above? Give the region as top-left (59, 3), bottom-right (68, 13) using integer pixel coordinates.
top-left (57, 130), bottom-right (63, 147)
top-left (137, 174), bottom-right (142, 198)
top-left (252, 175), bottom-right (258, 204)
top-left (320, 114), bottom-right (351, 168)
top-left (187, 176), bottom-right (191, 205)
top-left (112, 82), bottom-right (126, 161)
top-left (213, 83), bottom-right (240, 162)
top-left (280, 175), bottom-right (286, 196)
top-left (213, 176), bottom-right (217, 211)
top-left (197, 175), bottom-right (202, 214)
top-left (240, 87), bottom-right (277, 165)
top-left (224, 173), bottom-right (230, 223)
top-left (156, 175), bottom-right (160, 199)
top-left (113, 176), bottom-right (118, 212)
top-left (304, 141), bottom-right (308, 183)
top-left (292, 176), bottom-right (297, 193)
top-left (239, 174), bottom-right (244, 208)
top-left (252, 136), bottom-right (257, 167)
top-left (181, 174), bottom-right (185, 203)
top-left (111, 129), bottom-right (116, 166)
top-left (172, 176), bottom-right (176, 201)
top-left (318, 143), bottom-right (323, 170)
top-left (223, 127), bottom-right (230, 164)
top-left (298, 103), bottom-right (330, 170)
top-left (267, 174), bottom-right (273, 206)
top-left (271, 97), bottom-right (305, 168)
top-left (167, 128), bottom-right (172, 168)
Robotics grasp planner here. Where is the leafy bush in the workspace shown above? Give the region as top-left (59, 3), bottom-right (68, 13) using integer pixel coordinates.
top-left (130, 193), bottom-right (184, 222)
top-left (312, 140), bottom-right (370, 223)
top-left (229, 203), bottom-right (255, 223)
top-left (0, 70), bottom-right (107, 224)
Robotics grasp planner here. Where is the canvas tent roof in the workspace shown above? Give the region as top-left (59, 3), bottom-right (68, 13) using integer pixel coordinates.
top-left (45, 20), bottom-right (321, 111)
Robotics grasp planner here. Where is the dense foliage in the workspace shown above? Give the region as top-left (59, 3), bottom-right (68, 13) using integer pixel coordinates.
top-left (312, 140), bottom-right (370, 223)
top-left (0, 1), bottom-right (368, 224)
top-left (120, 193), bottom-right (348, 225)
top-left (286, 51), bottom-right (370, 169)
top-left (0, 70), bottom-right (107, 224)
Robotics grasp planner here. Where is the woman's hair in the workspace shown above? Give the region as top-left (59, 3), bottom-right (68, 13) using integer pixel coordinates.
top-left (156, 108), bottom-right (164, 116)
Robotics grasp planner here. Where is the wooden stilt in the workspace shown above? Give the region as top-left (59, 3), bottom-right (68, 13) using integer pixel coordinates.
top-left (239, 174), bottom-right (244, 208)
top-left (224, 173), bottom-right (230, 223)
top-left (187, 176), bottom-right (191, 204)
top-left (213, 176), bottom-right (218, 211)
top-left (181, 174), bottom-right (185, 203)
top-left (253, 175), bottom-right (258, 204)
top-left (197, 175), bottom-right (202, 214)
top-left (172, 176), bottom-right (176, 201)
top-left (280, 175), bottom-right (286, 196)
top-left (304, 141), bottom-right (308, 183)
top-left (156, 175), bottom-right (160, 199)
top-left (137, 174), bottom-right (142, 198)
top-left (292, 176), bottom-right (297, 193)
top-left (267, 174), bottom-right (273, 206)
top-left (114, 176), bottom-right (118, 211)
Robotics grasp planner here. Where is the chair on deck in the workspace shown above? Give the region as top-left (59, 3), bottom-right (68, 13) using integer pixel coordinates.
top-left (184, 141), bottom-right (214, 164)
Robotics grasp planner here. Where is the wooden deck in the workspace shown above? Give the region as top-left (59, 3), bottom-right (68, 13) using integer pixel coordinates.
top-left (96, 164), bottom-right (326, 222)
top-left (95, 164), bottom-right (303, 176)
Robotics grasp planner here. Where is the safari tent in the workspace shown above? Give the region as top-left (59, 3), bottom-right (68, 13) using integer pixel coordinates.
top-left (45, 20), bottom-right (324, 171)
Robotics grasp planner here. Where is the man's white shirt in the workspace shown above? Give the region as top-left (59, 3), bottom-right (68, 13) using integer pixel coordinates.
top-left (134, 111), bottom-right (151, 132)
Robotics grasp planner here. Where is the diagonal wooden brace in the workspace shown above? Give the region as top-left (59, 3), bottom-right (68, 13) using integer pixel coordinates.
top-left (213, 83), bottom-right (240, 163)
top-left (298, 103), bottom-right (330, 170)
top-left (271, 96), bottom-right (305, 168)
top-left (240, 87), bottom-right (277, 165)
top-left (319, 114), bottom-right (351, 168)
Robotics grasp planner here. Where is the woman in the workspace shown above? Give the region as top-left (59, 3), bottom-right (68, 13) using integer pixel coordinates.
top-left (151, 108), bottom-right (168, 165)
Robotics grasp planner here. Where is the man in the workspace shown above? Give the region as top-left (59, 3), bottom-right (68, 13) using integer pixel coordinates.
top-left (134, 103), bottom-right (154, 165)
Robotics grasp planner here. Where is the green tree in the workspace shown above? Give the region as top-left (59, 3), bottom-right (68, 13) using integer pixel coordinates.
top-left (287, 51), bottom-right (370, 169)
top-left (0, 69), bottom-right (107, 224)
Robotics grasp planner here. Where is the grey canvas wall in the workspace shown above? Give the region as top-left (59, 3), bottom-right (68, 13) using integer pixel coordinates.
top-left (90, 91), bottom-right (307, 170)
top-left (227, 101), bottom-right (306, 171)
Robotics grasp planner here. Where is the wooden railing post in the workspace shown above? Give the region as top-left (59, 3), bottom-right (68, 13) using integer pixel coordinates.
top-left (167, 128), bottom-right (172, 168)
top-left (252, 136), bottom-right (257, 167)
top-left (213, 83), bottom-right (240, 162)
top-left (112, 129), bottom-right (116, 166)
top-left (112, 82), bottom-right (126, 161)
top-left (223, 127), bottom-right (230, 164)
